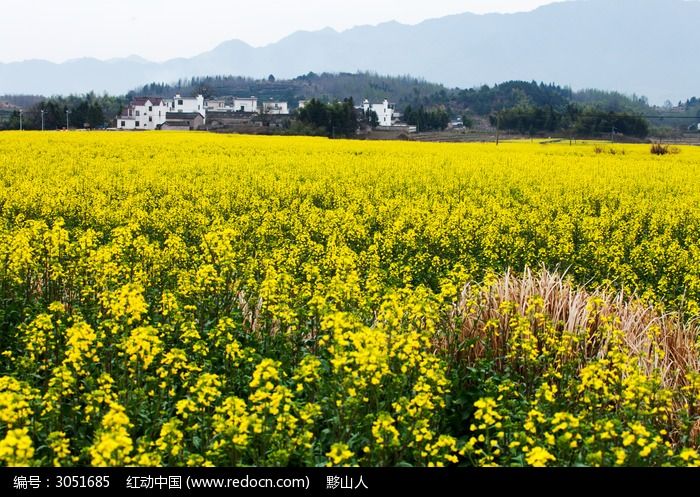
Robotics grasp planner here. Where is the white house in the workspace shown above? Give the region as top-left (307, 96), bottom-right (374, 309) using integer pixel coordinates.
top-left (117, 97), bottom-right (169, 130)
top-left (298, 100), bottom-right (309, 110)
top-left (363, 99), bottom-right (395, 127)
top-left (171, 94), bottom-right (205, 118)
top-left (262, 100), bottom-right (289, 115)
top-left (233, 97), bottom-right (258, 113)
top-left (205, 99), bottom-right (228, 112)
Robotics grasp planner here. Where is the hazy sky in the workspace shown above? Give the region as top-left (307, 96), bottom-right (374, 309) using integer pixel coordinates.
top-left (1, 0), bottom-right (559, 63)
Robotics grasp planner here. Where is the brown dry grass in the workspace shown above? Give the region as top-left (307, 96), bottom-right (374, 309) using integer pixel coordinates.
top-left (444, 268), bottom-right (700, 389)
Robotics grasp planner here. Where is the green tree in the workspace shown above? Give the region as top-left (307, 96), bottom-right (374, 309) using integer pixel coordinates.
top-left (5, 110), bottom-right (20, 130)
top-left (87, 103), bottom-right (106, 128)
top-left (461, 113), bottom-right (474, 129)
top-left (298, 98), bottom-right (358, 138)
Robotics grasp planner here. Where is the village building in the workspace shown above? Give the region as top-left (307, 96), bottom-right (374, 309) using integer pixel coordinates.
top-left (161, 112), bottom-right (205, 131)
top-left (171, 94), bottom-right (205, 119)
top-left (117, 97), bottom-right (169, 130)
top-left (263, 100), bottom-right (289, 115)
top-left (205, 99), bottom-right (228, 112)
top-left (363, 99), bottom-right (395, 127)
top-left (233, 97), bottom-right (259, 113)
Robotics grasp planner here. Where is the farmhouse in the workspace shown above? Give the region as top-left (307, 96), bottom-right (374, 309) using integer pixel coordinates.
top-left (363, 98), bottom-right (395, 126)
top-left (161, 112), bottom-right (205, 131)
top-left (205, 99), bottom-right (228, 112)
top-left (233, 97), bottom-right (259, 113)
top-left (171, 94), bottom-right (205, 117)
top-left (262, 100), bottom-right (290, 115)
top-left (117, 97), bottom-right (169, 130)
top-left (206, 111), bottom-right (256, 129)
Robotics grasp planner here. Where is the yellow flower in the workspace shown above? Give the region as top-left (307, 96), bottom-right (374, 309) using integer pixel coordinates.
top-left (89, 404), bottom-right (133, 466)
top-left (0, 428), bottom-right (34, 466)
top-left (326, 443), bottom-right (354, 466)
top-left (525, 446), bottom-right (556, 467)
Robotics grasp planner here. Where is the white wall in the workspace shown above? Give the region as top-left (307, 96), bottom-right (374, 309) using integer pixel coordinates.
top-left (263, 101), bottom-right (289, 115)
top-left (171, 95), bottom-right (205, 117)
top-left (233, 98), bottom-right (258, 113)
top-left (364, 98), bottom-right (395, 126)
top-left (117, 99), bottom-right (169, 130)
top-left (205, 100), bottom-right (228, 111)
top-left (117, 118), bottom-right (136, 130)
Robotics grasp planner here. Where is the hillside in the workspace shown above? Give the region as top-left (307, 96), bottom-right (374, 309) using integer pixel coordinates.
top-left (132, 73), bottom-right (448, 110)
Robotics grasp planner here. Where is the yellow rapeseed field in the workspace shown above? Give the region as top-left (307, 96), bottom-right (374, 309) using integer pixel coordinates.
top-left (2, 131), bottom-right (700, 467)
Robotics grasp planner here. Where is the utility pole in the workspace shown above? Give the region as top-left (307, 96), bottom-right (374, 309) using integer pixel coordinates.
top-left (611, 126), bottom-right (615, 144)
top-left (19, 109), bottom-right (23, 131)
top-left (65, 109), bottom-right (70, 130)
top-left (41, 109), bottom-right (45, 131)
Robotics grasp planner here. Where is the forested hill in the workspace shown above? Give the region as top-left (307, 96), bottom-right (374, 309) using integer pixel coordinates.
top-left (131, 73), bottom-right (448, 111)
top-left (132, 73), bottom-right (697, 118)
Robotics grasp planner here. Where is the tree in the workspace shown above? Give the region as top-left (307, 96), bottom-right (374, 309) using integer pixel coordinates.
top-left (5, 110), bottom-right (20, 130)
top-left (461, 113), bottom-right (474, 129)
top-left (87, 102), bottom-right (105, 128)
top-left (72, 101), bottom-right (90, 128)
top-left (298, 98), bottom-right (329, 130)
top-left (268, 74), bottom-right (276, 82)
top-left (298, 98), bottom-right (358, 138)
top-left (403, 105), bottom-right (449, 132)
top-left (194, 84), bottom-right (212, 100)
top-left (369, 110), bottom-right (379, 128)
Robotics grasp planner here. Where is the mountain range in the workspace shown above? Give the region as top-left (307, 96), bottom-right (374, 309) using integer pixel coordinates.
top-left (1, 0), bottom-right (698, 103)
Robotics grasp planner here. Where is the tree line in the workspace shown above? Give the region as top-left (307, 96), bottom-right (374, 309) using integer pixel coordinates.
top-left (296, 98), bottom-right (359, 138)
top-left (402, 105), bottom-right (450, 132)
top-left (0, 93), bottom-right (124, 130)
top-left (490, 103), bottom-right (650, 138)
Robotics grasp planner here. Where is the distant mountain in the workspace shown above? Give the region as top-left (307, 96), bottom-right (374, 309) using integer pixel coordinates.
top-left (1, 0), bottom-right (698, 103)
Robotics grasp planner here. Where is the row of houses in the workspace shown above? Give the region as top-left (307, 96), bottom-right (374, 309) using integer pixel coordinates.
top-left (116, 94), bottom-right (291, 130)
top-left (205, 97), bottom-right (290, 115)
top-left (116, 93), bottom-right (400, 131)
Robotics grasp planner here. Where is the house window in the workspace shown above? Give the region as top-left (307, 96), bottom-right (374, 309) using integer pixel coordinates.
top-left (121, 121), bottom-right (125, 127)
top-left (149, 117), bottom-right (153, 122)
top-left (149, 106), bottom-right (152, 111)
top-left (136, 121), bottom-right (140, 127)
top-left (136, 110), bottom-right (140, 116)
top-left (178, 99), bottom-right (183, 106)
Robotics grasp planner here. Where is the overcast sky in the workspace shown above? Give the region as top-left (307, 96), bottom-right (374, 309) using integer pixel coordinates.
top-left (1, 0), bottom-right (560, 63)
